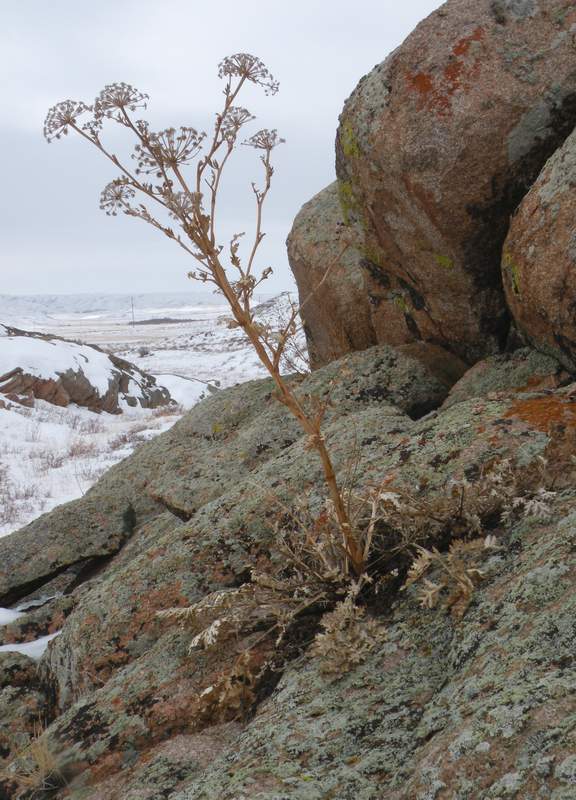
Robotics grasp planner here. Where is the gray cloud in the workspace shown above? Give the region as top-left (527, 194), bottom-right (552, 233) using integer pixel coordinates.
top-left (0, 0), bottom-right (443, 295)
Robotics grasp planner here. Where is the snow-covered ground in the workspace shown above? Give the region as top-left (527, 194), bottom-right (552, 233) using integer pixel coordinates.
top-left (0, 399), bottom-right (184, 536)
top-left (0, 291), bottom-right (306, 537)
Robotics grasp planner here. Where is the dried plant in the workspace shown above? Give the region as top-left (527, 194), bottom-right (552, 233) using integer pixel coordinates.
top-left (45, 54), bottom-right (364, 574)
top-left (189, 651), bottom-right (266, 727)
top-left (402, 537), bottom-right (500, 619)
top-left (156, 452), bottom-right (565, 711)
top-left (309, 581), bottom-right (385, 677)
top-left (0, 722), bottom-right (65, 799)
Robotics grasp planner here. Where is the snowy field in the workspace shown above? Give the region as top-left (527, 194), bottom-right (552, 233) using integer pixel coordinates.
top-left (0, 291), bottom-right (306, 538)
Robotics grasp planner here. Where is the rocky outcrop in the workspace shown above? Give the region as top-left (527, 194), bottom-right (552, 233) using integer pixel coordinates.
top-left (503, 127), bottom-right (576, 371)
top-left (0, 342), bottom-right (575, 797)
top-left (286, 182), bottom-right (376, 368)
top-left (0, 325), bottom-right (171, 413)
top-left (328, 0), bottom-right (576, 365)
top-left (3, 5), bottom-right (576, 795)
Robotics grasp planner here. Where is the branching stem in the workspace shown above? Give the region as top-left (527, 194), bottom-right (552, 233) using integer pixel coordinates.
top-left (46, 55), bottom-right (365, 576)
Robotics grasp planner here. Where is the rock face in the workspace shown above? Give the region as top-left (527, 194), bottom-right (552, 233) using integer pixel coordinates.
top-left (333, 0), bottom-right (576, 364)
top-left (286, 182), bottom-right (376, 368)
top-left (0, 325), bottom-right (171, 413)
top-left (503, 127), bottom-right (576, 371)
top-left (0, 343), bottom-right (575, 798)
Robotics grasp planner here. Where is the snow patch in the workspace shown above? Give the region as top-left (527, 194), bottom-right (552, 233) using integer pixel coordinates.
top-left (0, 607), bottom-right (22, 625)
top-left (154, 374), bottom-right (212, 407)
top-left (0, 631), bottom-right (60, 660)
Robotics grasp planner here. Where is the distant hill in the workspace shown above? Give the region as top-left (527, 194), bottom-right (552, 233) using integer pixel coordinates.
top-left (0, 291), bottom-right (236, 325)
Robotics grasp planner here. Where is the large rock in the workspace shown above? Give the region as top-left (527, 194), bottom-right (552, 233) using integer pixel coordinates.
top-left (443, 347), bottom-right (567, 408)
top-left (286, 182), bottom-right (376, 368)
top-left (335, 0), bottom-right (576, 364)
top-left (17, 380), bottom-right (576, 798)
top-left (2, 341), bottom-right (576, 797)
top-left (503, 127), bottom-right (576, 372)
top-left (0, 324), bottom-right (171, 413)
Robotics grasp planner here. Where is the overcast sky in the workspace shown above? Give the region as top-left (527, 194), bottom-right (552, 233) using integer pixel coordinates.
top-left (1, 0), bottom-right (443, 296)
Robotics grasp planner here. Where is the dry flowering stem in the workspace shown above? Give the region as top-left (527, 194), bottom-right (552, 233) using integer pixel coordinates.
top-left (45, 54), bottom-right (362, 574)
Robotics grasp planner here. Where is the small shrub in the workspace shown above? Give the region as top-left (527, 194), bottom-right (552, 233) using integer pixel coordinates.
top-left (78, 417), bottom-right (105, 434)
top-left (151, 403), bottom-right (183, 418)
top-left (310, 583), bottom-right (384, 677)
top-left (35, 448), bottom-right (66, 472)
top-left (66, 438), bottom-right (98, 459)
top-left (158, 453), bottom-right (569, 715)
top-left (24, 423), bottom-right (42, 443)
top-left (108, 432), bottom-right (132, 451)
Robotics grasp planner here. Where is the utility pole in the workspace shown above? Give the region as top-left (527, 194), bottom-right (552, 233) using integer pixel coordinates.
top-left (131, 296), bottom-right (135, 327)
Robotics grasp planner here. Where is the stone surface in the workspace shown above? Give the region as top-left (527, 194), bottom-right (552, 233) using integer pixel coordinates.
top-left (0, 651), bottom-right (38, 691)
top-left (0, 596), bottom-right (75, 646)
top-left (503, 126), bottom-right (576, 372)
top-left (443, 347), bottom-right (567, 408)
top-left (0, 324), bottom-right (171, 414)
top-left (25, 385), bottom-right (576, 789)
top-left (335, 0), bottom-right (576, 364)
top-left (63, 727), bottom-right (243, 800)
top-left (2, 342), bottom-right (576, 797)
top-left (286, 182), bottom-right (376, 368)
top-left (0, 653), bottom-right (48, 764)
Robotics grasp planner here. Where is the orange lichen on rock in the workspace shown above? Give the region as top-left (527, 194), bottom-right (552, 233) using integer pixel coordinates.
top-left (452, 27), bottom-right (484, 57)
top-left (406, 27), bottom-right (484, 116)
top-left (505, 395), bottom-right (576, 432)
top-left (407, 72), bottom-right (435, 97)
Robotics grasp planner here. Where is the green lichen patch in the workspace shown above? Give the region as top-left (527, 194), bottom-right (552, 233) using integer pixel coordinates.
top-left (434, 253), bottom-right (455, 270)
top-left (393, 294), bottom-right (410, 313)
top-left (339, 120), bottom-right (361, 159)
top-left (503, 250), bottom-right (522, 296)
top-left (337, 179), bottom-right (356, 226)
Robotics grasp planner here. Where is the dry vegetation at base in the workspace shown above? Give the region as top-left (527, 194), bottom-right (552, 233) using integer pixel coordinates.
top-left (157, 450), bottom-right (570, 726)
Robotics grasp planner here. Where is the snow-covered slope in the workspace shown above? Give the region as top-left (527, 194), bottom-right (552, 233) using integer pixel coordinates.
top-left (0, 399), bottom-right (182, 537)
top-left (0, 326), bottom-right (113, 393)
